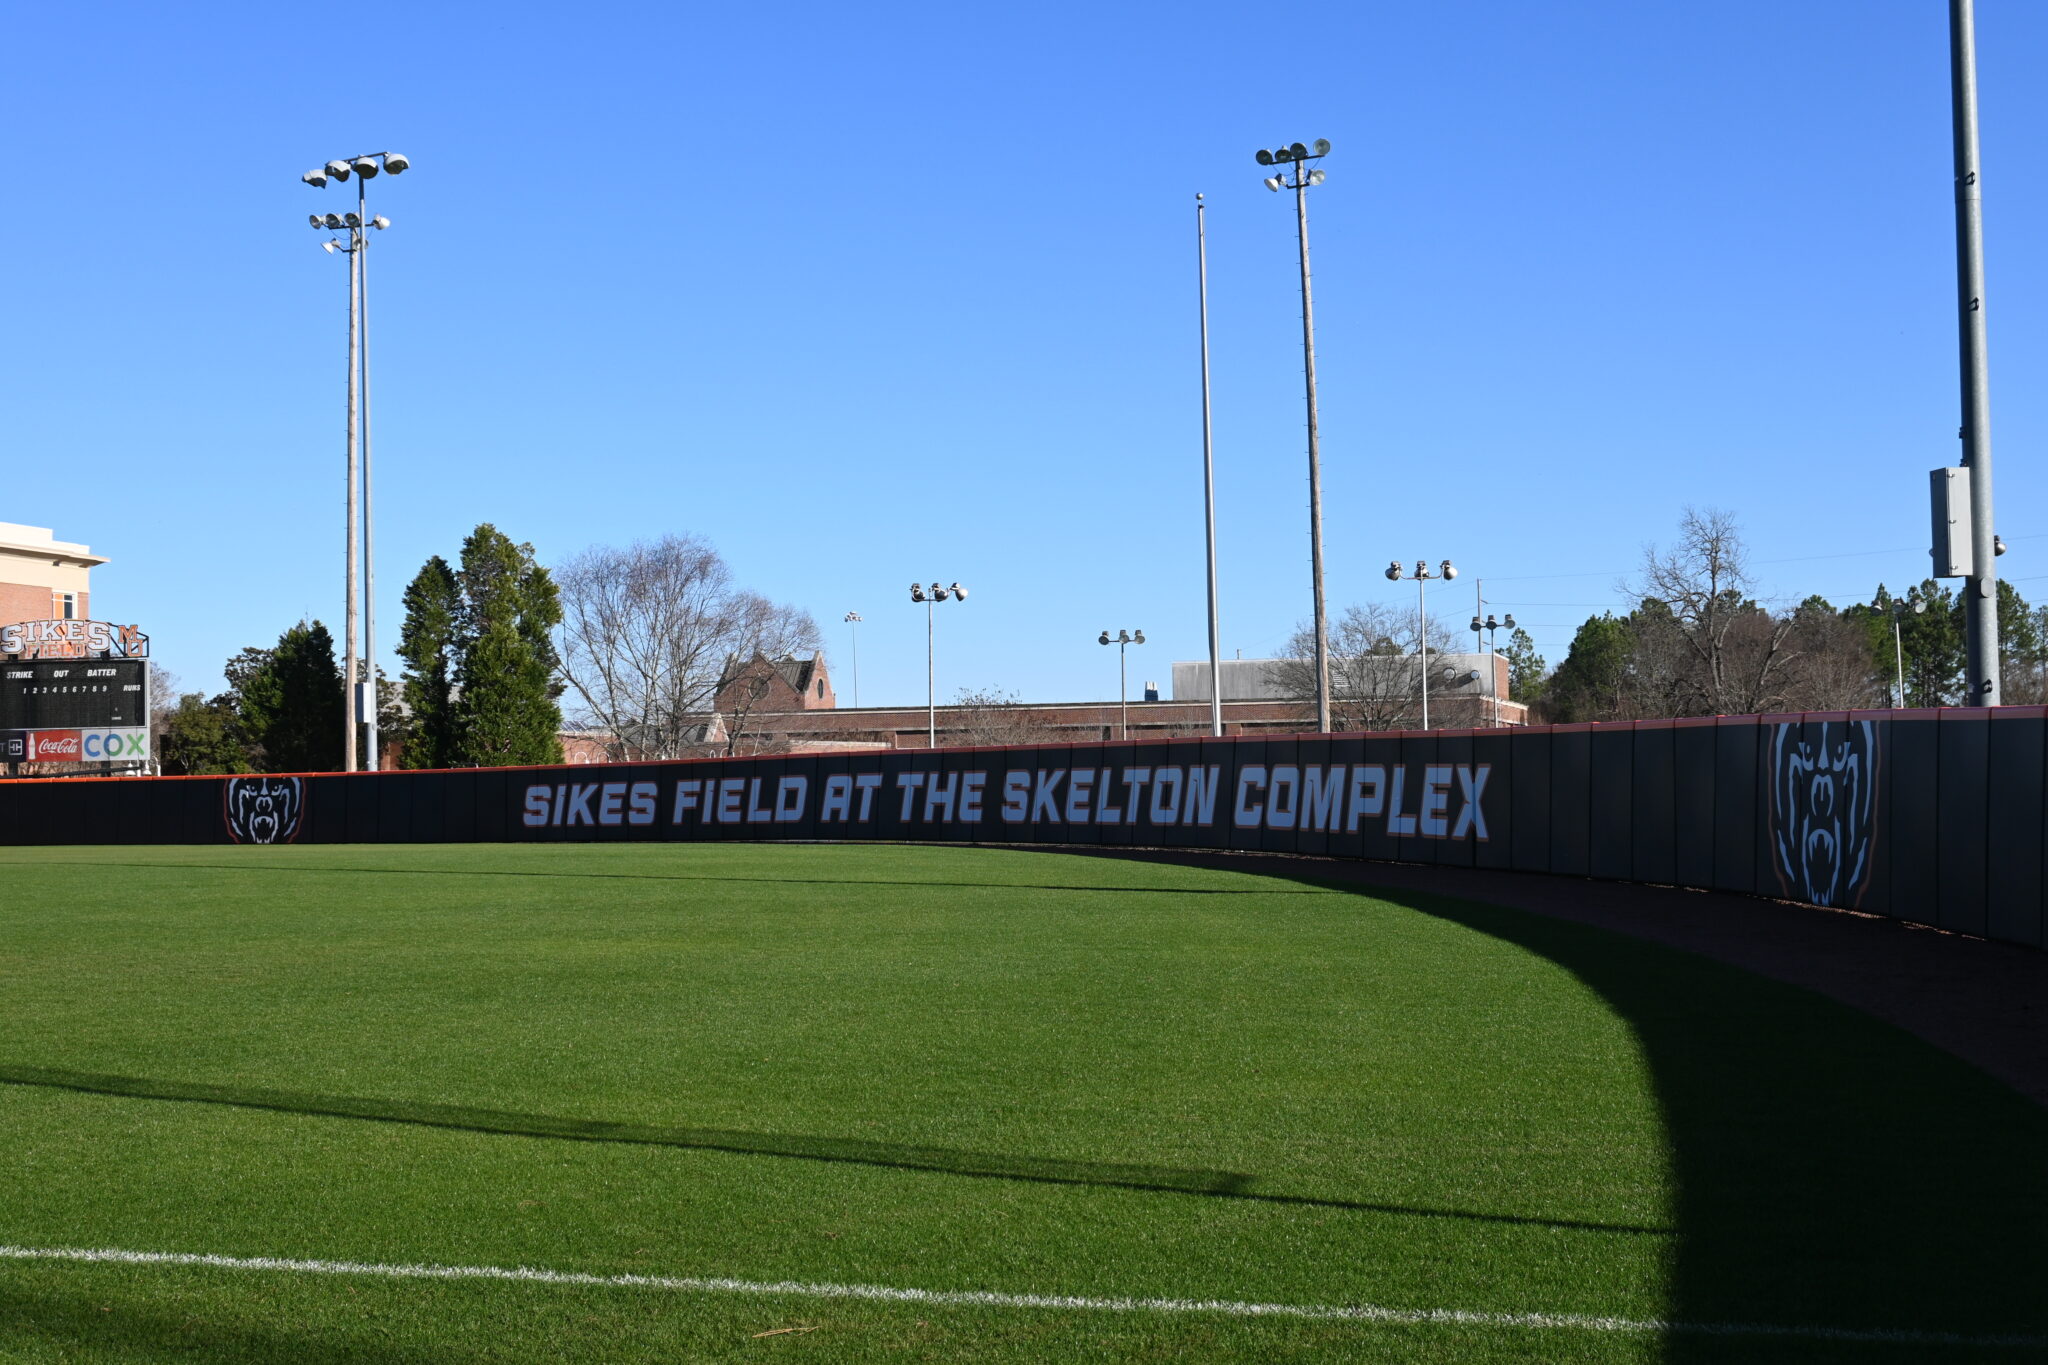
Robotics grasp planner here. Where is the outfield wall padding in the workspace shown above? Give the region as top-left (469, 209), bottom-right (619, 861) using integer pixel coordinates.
top-left (4, 709), bottom-right (2043, 950)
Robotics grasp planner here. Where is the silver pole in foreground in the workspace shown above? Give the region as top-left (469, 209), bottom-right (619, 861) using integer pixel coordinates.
top-left (927, 595), bottom-right (936, 747)
top-left (1951, 0), bottom-right (2000, 701)
top-left (1196, 193), bottom-right (1223, 738)
top-left (360, 174), bottom-right (379, 770)
top-left (343, 218), bottom-right (361, 773)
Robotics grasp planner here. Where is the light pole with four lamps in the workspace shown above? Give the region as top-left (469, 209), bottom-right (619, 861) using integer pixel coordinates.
top-left (302, 150), bottom-right (409, 771)
top-left (1258, 137), bottom-right (1333, 732)
top-left (1098, 629), bottom-right (1146, 740)
top-left (1387, 559), bottom-right (1457, 731)
top-left (909, 582), bottom-right (966, 748)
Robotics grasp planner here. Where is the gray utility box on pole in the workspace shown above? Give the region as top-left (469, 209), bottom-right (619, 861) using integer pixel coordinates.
top-left (1931, 466), bottom-right (1975, 578)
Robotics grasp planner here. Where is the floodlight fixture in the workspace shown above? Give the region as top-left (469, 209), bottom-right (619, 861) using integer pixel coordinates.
top-left (1263, 177), bottom-right (1282, 192)
top-left (323, 213), bottom-right (343, 228)
top-left (325, 160), bottom-right (352, 181)
top-left (343, 212), bottom-right (361, 228)
top-left (351, 157), bottom-right (380, 179)
top-left (1100, 627), bottom-right (1147, 738)
top-left (1288, 142), bottom-right (1308, 159)
top-left (322, 240), bottom-right (339, 254)
top-left (381, 151), bottom-right (410, 174)
top-left (371, 215), bottom-right (390, 229)
top-left (302, 170), bottom-right (328, 188)
top-left (1441, 559), bottom-right (1458, 581)
top-left (912, 578), bottom-right (966, 745)
top-left (1256, 149), bottom-right (1275, 166)
top-left (308, 214), bottom-right (324, 228)
top-left (1312, 138), bottom-right (1331, 156)
top-left (1308, 168), bottom-right (1326, 185)
top-left (1386, 560), bottom-right (1403, 581)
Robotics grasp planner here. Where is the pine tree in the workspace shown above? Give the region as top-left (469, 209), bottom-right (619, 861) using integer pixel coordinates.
top-left (397, 556), bottom-right (460, 768)
top-left (449, 524), bottom-right (564, 766)
top-left (239, 621), bottom-right (345, 772)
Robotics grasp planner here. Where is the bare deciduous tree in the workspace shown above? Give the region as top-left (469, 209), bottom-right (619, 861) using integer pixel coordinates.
top-left (1275, 602), bottom-right (1457, 732)
top-left (950, 687), bottom-right (1059, 748)
top-left (1629, 507), bottom-right (1800, 716)
top-left (556, 535), bottom-right (818, 760)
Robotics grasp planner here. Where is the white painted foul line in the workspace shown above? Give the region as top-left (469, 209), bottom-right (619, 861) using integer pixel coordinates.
top-left (0, 1244), bottom-right (2041, 1348)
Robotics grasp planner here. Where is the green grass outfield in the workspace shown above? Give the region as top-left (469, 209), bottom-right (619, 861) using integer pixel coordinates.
top-left (0, 842), bottom-right (2043, 1363)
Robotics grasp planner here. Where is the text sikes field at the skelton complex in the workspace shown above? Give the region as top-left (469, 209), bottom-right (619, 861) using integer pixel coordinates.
top-left (4, 708), bottom-right (2045, 948)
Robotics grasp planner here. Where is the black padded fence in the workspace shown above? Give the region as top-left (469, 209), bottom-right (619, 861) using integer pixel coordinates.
top-left (2, 708), bottom-right (2042, 950)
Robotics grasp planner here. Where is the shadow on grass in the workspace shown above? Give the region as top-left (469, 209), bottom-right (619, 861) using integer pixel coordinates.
top-left (21, 858), bottom-right (1347, 897)
top-left (1210, 864), bottom-right (2048, 1363)
top-left (0, 1279), bottom-right (479, 1365)
top-left (0, 1064), bottom-right (1664, 1239)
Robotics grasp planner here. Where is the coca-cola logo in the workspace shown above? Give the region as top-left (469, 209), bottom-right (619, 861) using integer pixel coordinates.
top-left (29, 731), bottom-right (81, 760)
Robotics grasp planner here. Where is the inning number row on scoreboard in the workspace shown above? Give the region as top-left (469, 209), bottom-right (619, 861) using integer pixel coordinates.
top-left (0, 660), bottom-right (148, 730)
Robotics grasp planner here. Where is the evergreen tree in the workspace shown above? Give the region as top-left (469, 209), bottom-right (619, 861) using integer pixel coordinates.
top-left (397, 556), bottom-right (460, 768)
top-left (239, 621), bottom-right (345, 772)
top-left (1543, 614), bottom-right (1633, 722)
top-left (449, 524), bottom-right (564, 766)
top-left (156, 693), bottom-right (253, 775)
top-left (1501, 627), bottom-right (1547, 704)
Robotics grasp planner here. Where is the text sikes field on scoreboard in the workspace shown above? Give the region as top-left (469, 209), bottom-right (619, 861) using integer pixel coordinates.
top-left (1, 659), bottom-right (150, 764)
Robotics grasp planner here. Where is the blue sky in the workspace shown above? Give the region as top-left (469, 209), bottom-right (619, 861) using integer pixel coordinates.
top-left (6, 0), bottom-right (2045, 708)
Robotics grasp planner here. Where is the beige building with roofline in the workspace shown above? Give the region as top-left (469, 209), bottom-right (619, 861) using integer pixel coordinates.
top-left (0, 522), bottom-right (104, 629)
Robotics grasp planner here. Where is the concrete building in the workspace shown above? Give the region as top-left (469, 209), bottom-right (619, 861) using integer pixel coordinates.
top-left (0, 522), bottom-right (103, 628)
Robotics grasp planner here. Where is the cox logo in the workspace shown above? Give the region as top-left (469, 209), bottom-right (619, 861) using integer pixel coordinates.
top-left (80, 729), bottom-right (149, 761)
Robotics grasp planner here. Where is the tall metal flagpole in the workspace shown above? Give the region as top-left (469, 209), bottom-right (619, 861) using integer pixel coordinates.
top-left (1295, 172), bottom-right (1331, 734)
top-left (1951, 0), bottom-right (2000, 700)
top-left (359, 174), bottom-right (380, 769)
top-left (343, 218), bottom-right (361, 773)
top-left (1196, 194), bottom-right (1223, 738)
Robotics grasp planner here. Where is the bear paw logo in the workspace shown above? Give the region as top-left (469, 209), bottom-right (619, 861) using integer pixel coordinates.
top-left (224, 776), bottom-right (305, 845)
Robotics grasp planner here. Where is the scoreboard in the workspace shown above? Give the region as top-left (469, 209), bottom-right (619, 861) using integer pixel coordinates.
top-left (1, 659), bottom-right (149, 730)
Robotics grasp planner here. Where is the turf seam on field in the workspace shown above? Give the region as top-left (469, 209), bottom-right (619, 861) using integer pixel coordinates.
top-left (1, 1245), bottom-right (2040, 1348)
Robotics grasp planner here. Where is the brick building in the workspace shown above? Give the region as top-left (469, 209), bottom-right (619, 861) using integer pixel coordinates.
top-left (0, 522), bottom-right (102, 627)
top-left (561, 650), bottom-right (1528, 757)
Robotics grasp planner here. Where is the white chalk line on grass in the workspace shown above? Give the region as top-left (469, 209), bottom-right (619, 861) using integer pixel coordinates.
top-left (2, 1245), bottom-right (2043, 1348)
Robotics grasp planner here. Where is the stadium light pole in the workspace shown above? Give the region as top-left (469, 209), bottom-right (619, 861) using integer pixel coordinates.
top-left (843, 611), bottom-right (863, 707)
top-left (1949, 0), bottom-right (2000, 703)
top-left (1890, 590), bottom-right (1929, 707)
top-left (1258, 138), bottom-right (1333, 732)
top-left (1195, 193), bottom-right (1223, 739)
top-left (302, 151), bottom-right (409, 770)
top-left (1098, 629), bottom-right (1146, 740)
top-left (1387, 559), bottom-right (1457, 731)
top-left (909, 582), bottom-right (966, 748)
top-left (1468, 611), bottom-right (1515, 727)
